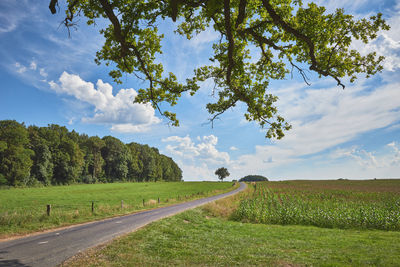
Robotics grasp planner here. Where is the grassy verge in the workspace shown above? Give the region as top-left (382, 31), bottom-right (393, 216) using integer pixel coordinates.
top-left (0, 181), bottom-right (237, 238)
top-left (64, 208), bottom-right (400, 267)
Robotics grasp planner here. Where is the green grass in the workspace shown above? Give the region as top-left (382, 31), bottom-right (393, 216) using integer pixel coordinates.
top-left (64, 208), bottom-right (400, 267)
top-left (0, 181), bottom-right (236, 238)
top-left (235, 180), bottom-right (400, 230)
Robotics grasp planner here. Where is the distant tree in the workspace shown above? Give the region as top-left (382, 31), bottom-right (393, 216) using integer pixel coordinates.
top-left (239, 175), bottom-right (268, 182)
top-left (215, 167), bottom-right (230, 181)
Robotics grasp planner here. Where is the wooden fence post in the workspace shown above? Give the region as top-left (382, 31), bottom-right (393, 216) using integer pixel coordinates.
top-left (47, 204), bottom-right (51, 216)
top-left (158, 197), bottom-right (160, 204)
top-left (121, 200), bottom-right (124, 209)
top-left (91, 201), bottom-right (94, 213)
top-left (143, 199), bottom-right (145, 206)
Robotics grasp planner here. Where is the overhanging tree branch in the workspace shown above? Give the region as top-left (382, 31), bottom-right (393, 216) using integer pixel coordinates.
top-left (261, 0), bottom-right (345, 88)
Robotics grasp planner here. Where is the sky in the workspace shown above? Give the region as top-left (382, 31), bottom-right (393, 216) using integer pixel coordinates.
top-left (0, 0), bottom-right (399, 181)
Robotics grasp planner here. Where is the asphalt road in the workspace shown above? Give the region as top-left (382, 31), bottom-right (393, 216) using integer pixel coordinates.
top-left (0, 182), bottom-right (246, 267)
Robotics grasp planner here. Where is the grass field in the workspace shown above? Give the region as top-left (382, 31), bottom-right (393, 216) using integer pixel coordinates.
top-left (0, 181), bottom-right (236, 238)
top-left (64, 179), bottom-right (400, 266)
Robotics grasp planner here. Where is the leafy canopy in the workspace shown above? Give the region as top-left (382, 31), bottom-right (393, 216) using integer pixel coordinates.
top-left (50, 0), bottom-right (389, 139)
top-left (215, 167), bottom-right (230, 181)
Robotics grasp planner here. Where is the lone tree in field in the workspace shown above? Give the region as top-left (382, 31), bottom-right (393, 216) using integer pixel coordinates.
top-left (50, 0), bottom-right (389, 139)
top-left (215, 167), bottom-right (230, 181)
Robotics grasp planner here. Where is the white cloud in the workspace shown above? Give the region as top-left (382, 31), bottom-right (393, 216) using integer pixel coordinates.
top-left (230, 146), bottom-right (239, 151)
top-left (387, 142), bottom-right (400, 166)
top-left (349, 5), bottom-right (400, 72)
top-left (280, 80), bottom-right (400, 155)
top-left (39, 68), bottom-right (48, 78)
top-left (188, 28), bottom-right (219, 49)
top-left (49, 71), bottom-right (161, 133)
top-left (162, 134), bottom-right (230, 165)
top-left (332, 142), bottom-right (400, 170)
top-left (15, 62), bottom-right (26, 73)
top-left (29, 61), bottom-right (37, 70)
top-left (332, 147), bottom-right (380, 168)
top-left (178, 162), bottom-right (216, 181)
top-left (162, 134), bottom-right (233, 181)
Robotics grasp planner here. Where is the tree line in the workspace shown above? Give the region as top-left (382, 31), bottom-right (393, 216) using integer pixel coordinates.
top-left (239, 175), bottom-right (268, 182)
top-left (0, 120), bottom-right (182, 186)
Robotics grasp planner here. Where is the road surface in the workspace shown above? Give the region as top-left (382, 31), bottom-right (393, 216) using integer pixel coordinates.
top-left (0, 182), bottom-right (246, 267)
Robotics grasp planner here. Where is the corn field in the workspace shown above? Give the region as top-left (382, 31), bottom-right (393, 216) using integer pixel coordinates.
top-left (235, 181), bottom-right (400, 230)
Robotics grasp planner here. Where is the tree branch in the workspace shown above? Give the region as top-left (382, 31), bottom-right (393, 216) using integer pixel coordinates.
top-left (49, 0), bottom-right (58, 14)
top-left (235, 0), bottom-right (247, 28)
top-left (223, 0), bottom-right (234, 86)
top-left (261, 0), bottom-right (345, 88)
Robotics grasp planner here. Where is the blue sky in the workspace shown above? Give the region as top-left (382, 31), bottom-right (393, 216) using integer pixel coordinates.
top-left (1, 0), bottom-right (399, 181)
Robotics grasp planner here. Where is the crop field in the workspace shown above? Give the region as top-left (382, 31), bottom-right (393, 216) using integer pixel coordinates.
top-left (0, 182), bottom-right (236, 238)
top-left (235, 179), bottom-right (400, 230)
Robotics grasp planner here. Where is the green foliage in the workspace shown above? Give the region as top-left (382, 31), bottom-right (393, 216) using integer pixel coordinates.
top-left (0, 120), bottom-right (182, 187)
top-left (52, 0), bottom-right (389, 139)
top-left (84, 136), bottom-right (105, 182)
top-left (235, 181), bottom-right (400, 231)
top-left (102, 136), bottom-right (130, 182)
top-left (215, 167), bottom-right (230, 181)
top-left (0, 120), bottom-right (33, 186)
top-left (239, 174), bottom-right (268, 182)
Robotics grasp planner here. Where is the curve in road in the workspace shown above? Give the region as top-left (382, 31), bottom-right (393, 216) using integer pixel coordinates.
top-left (0, 182), bottom-right (246, 267)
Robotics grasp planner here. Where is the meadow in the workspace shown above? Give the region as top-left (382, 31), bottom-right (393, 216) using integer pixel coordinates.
top-left (235, 179), bottom-right (400, 230)
top-left (64, 179), bottom-right (400, 266)
top-left (0, 181), bottom-right (236, 238)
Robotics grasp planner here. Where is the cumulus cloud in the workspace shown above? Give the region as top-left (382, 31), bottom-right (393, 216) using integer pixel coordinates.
top-left (49, 71), bottom-right (161, 133)
top-left (162, 134), bottom-right (230, 165)
top-left (230, 146), bottom-right (239, 151)
top-left (15, 62), bottom-right (26, 73)
top-left (29, 61), bottom-right (37, 70)
top-left (177, 162), bottom-right (216, 181)
top-left (161, 134), bottom-right (232, 181)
